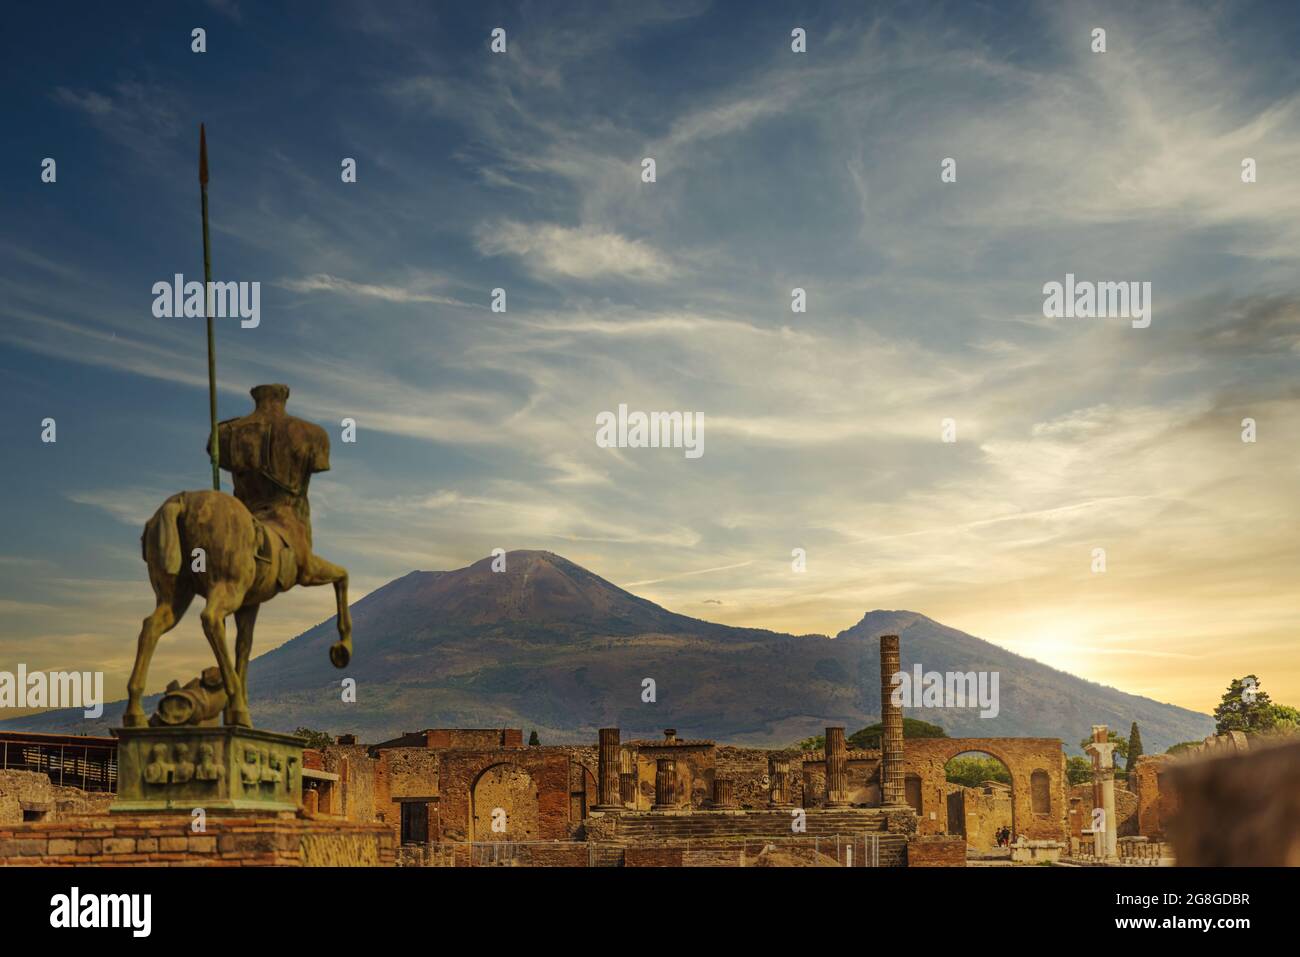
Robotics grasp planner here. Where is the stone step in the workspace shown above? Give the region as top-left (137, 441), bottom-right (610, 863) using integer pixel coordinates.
top-left (614, 810), bottom-right (894, 841)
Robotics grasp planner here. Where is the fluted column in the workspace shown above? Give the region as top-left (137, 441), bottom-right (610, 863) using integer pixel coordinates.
top-left (653, 758), bottom-right (677, 810)
top-left (768, 756), bottom-right (792, 807)
top-left (712, 777), bottom-right (735, 808)
top-left (618, 749), bottom-right (636, 807)
top-left (825, 726), bottom-right (849, 807)
top-left (595, 728), bottom-right (620, 809)
top-left (880, 634), bottom-right (906, 806)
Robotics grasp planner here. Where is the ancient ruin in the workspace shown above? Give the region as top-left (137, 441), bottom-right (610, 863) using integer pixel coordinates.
top-left (1, 632), bottom-right (1293, 867)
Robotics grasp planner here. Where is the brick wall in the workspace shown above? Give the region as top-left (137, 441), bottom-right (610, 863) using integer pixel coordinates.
top-left (0, 770), bottom-right (114, 826)
top-left (907, 835), bottom-right (967, 867)
top-left (625, 846), bottom-right (683, 867)
top-left (0, 814), bottom-right (395, 866)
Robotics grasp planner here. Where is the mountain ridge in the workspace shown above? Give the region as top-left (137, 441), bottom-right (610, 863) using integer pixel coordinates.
top-left (0, 550), bottom-right (1214, 751)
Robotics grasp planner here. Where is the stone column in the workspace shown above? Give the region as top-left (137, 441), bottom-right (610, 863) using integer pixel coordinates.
top-left (653, 758), bottom-right (677, 810)
top-left (825, 726), bottom-right (849, 807)
top-left (618, 749), bottom-right (636, 807)
top-left (712, 777), bottom-right (735, 808)
top-left (768, 756), bottom-right (792, 807)
top-left (880, 634), bottom-right (906, 806)
top-left (595, 728), bottom-right (620, 809)
top-left (1085, 724), bottom-right (1119, 860)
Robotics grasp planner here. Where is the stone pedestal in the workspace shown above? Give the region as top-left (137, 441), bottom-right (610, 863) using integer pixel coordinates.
top-left (825, 726), bottom-right (849, 807)
top-left (111, 726), bottom-right (305, 814)
top-left (880, 634), bottom-right (906, 806)
top-left (595, 727), bottom-right (621, 809)
top-left (652, 758), bottom-right (677, 810)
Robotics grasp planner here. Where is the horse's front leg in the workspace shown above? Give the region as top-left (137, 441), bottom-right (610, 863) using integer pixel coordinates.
top-left (302, 553), bottom-right (351, 668)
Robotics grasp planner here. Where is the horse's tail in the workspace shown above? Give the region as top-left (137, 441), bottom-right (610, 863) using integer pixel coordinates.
top-left (153, 494), bottom-right (186, 575)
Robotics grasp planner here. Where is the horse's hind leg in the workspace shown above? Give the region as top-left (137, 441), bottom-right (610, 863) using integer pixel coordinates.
top-left (301, 553), bottom-right (352, 668)
top-left (124, 579), bottom-right (194, 727)
top-left (199, 583), bottom-right (250, 727)
top-left (233, 604), bottom-right (259, 702)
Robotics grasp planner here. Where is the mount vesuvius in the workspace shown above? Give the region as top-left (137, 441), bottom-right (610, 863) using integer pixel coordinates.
top-left (1, 550), bottom-right (1214, 751)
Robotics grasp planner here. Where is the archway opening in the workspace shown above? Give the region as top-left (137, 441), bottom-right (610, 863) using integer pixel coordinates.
top-left (944, 750), bottom-right (1014, 855)
top-left (470, 763), bottom-right (540, 842)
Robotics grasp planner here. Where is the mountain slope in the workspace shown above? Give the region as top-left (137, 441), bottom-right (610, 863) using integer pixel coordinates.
top-left (1, 551), bottom-right (1214, 751)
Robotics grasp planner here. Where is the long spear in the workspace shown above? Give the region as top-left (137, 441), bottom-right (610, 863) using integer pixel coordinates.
top-left (199, 123), bottom-right (219, 490)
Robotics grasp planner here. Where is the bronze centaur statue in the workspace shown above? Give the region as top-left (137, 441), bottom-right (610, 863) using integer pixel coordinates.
top-left (124, 384), bottom-right (352, 728)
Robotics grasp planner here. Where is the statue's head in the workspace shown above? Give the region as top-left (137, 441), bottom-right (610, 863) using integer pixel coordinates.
top-left (250, 383), bottom-right (290, 409)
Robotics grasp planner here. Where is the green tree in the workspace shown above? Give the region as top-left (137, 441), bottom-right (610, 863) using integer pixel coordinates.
top-left (1166, 741), bottom-right (1202, 755)
top-left (1266, 704), bottom-right (1300, 736)
top-left (1066, 755), bottom-right (1093, 786)
top-left (848, 718), bottom-right (947, 750)
top-left (1214, 676), bottom-right (1276, 733)
top-left (294, 727), bottom-right (335, 750)
top-left (528, 730), bottom-right (540, 746)
top-left (1124, 722), bottom-right (1143, 773)
top-left (945, 756), bottom-right (1011, 787)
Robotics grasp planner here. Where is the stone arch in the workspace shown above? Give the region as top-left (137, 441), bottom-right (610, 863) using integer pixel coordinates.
top-left (903, 738), bottom-right (1068, 842)
top-left (470, 762), bottom-right (539, 842)
top-left (942, 748), bottom-right (1015, 846)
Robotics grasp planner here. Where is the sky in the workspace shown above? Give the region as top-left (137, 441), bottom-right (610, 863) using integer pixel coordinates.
top-left (2, 0), bottom-right (1298, 717)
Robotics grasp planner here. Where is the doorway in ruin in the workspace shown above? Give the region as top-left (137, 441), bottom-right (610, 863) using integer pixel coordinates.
top-left (470, 763), bottom-right (540, 842)
top-left (944, 750), bottom-right (1014, 852)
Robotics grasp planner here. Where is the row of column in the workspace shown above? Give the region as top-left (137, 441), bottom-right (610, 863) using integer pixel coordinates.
top-left (593, 634), bottom-right (908, 811)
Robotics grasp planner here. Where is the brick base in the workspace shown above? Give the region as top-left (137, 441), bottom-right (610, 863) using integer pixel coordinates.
top-left (907, 835), bottom-right (967, 867)
top-left (0, 813), bottom-right (395, 867)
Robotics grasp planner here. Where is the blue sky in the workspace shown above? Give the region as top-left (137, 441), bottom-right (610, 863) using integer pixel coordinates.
top-left (3, 0), bottom-right (1300, 713)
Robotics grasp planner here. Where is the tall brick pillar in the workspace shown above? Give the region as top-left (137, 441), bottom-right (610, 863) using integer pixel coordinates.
top-left (653, 758), bottom-right (677, 810)
top-left (595, 728), bottom-right (620, 809)
top-left (618, 749), bottom-right (637, 807)
top-left (768, 757), bottom-right (792, 807)
top-left (880, 634), bottom-right (906, 807)
top-left (825, 726), bottom-right (849, 807)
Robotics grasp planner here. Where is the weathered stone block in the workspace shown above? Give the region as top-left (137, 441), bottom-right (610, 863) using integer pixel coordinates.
top-left (112, 725), bottom-right (305, 814)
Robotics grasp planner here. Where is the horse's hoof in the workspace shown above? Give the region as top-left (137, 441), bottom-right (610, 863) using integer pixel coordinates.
top-left (122, 711), bottom-right (147, 728)
top-left (329, 641), bottom-right (351, 669)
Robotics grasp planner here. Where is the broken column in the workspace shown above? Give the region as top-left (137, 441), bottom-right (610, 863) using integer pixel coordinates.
top-left (825, 726), bottom-right (849, 807)
top-left (880, 634), bottom-right (906, 806)
top-left (595, 727), bottom-right (620, 810)
top-left (768, 756), bottom-right (792, 807)
top-left (1085, 724), bottom-right (1119, 860)
top-left (653, 758), bottom-right (677, 810)
top-left (712, 777), bottom-right (735, 808)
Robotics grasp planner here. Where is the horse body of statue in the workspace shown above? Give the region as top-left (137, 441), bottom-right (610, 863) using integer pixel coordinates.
top-left (123, 384), bottom-right (352, 729)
